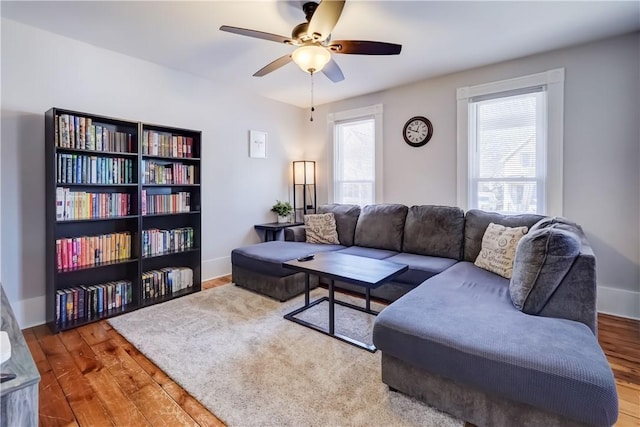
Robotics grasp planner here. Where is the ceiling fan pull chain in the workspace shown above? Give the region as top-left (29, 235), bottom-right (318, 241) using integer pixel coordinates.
top-left (310, 71), bottom-right (315, 122)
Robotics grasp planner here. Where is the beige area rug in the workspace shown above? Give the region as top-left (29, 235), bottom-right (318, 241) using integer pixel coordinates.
top-left (108, 284), bottom-right (462, 427)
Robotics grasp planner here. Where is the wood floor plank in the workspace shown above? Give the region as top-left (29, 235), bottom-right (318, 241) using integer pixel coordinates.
top-left (119, 341), bottom-right (173, 387)
top-left (98, 321), bottom-right (171, 386)
top-left (76, 322), bottom-right (111, 347)
top-left (43, 336), bottom-right (114, 427)
top-left (25, 328), bottom-right (52, 375)
top-left (607, 356), bottom-right (640, 384)
top-left (38, 370), bottom-right (77, 427)
top-left (59, 329), bottom-right (106, 378)
top-left (84, 368), bottom-right (151, 426)
top-left (162, 380), bottom-right (226, 427)
top-left (32, 324), bottom-right (55, 341)
top-left (615, 411), bottom-right (640, 426)
top-left (130, 383), bottom-right (199, 427)
top-left (92, 339), bottom-right (156, 395)
top-left (616, 382), bottom-right (640, 418)
top-left (92, 336), bottom-right (200, 425)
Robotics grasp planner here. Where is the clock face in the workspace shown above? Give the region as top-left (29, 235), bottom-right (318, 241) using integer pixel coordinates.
top-left (403, 116), bottom-right (433, 147)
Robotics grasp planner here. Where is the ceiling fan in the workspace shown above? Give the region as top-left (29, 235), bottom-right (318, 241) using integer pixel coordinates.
top-left (220, 0), bottom-right (402, 83)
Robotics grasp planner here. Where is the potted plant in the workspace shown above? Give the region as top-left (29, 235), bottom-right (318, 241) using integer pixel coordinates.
top-left (271, 200), bottom-right (293, 223)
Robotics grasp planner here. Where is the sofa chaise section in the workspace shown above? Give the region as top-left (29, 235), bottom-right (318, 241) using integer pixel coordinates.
top-left (231, 241), bottom-right (344, 301)
top-left (373, 215), bottom-right (617, 426)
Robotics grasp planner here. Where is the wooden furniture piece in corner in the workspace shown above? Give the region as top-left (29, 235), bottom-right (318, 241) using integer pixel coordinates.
top-left (0, 284), bottom-right (40, 426)
top-left (44, 108), bottom-right (202, 332)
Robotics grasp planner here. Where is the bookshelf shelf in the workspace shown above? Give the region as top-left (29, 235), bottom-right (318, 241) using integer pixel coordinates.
top-left (56, 147), bottom-right (139, 158)
top-left (45, 107), bottom-right (202, 332)
top-left (140, 286), bottom-right (199, 308)
top-left (142, 154), bottom-right (201, 162)
top-left (56, 258), bottom-right (138, 274)
top-left (142, 248), bottom-right (200, 260)
top-left (57, 183), bottom-right (139, 188)
top-left (56, 215), bottom-right (139, 224)
top-left (142, 211), bottom-right (201, 218)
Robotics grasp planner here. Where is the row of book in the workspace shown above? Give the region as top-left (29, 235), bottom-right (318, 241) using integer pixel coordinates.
top-left (141, 190), bottom-right (191, 215)
top-left (55, 280), bottom-right (133, 325)
top-left (56, 232), bottom-right (132, 271)
top-left (142, 161), bottom-right (197, 185)
top-left (56, 188), bottom-right (131, 221)
top-left (142, 131), bottom-right (195, 158)
top-left (56, 114), bottom-right (133, 153)
top-left (142, 267), bottom-right (193, 301)
top-left (57, 153), bottom-right (134, 185)
top-left (142, 227), bottom-right (194, 258)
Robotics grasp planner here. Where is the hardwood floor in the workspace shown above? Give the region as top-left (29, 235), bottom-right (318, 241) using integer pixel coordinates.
top-left (25, 276), bottom-right (639, 426)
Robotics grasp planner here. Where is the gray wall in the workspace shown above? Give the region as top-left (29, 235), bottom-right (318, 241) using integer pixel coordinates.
top-left (306, 32), bottom-right (640, 318)
top-left (1, 18), bottom-right (306, 327)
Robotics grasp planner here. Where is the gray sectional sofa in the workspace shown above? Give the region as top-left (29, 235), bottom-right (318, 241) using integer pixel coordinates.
top-left (231, 203), bottom-right (618, 426)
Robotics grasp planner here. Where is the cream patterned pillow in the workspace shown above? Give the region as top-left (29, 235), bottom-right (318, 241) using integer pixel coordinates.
top-left (474, 223), bottom-right (528, 279)
top-left (304, 213), bottom-right (340, 244)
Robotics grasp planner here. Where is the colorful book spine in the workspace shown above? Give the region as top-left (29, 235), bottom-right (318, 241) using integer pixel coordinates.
top-left (55, 280), bottom-right (133, 325)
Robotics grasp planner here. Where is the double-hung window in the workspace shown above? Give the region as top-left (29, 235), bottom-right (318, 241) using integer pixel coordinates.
top-left (457, 69), bottom-right (565, 215)
top-left (328, 105), bottom-right (383, 206)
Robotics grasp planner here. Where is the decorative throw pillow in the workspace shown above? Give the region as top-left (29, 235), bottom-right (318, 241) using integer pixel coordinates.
top-left (509, 226), bottom-right (581, 314)
top-left (474, 223), bottom-right (528, 279)
top-left (304, 213), bottom-right (340, 244)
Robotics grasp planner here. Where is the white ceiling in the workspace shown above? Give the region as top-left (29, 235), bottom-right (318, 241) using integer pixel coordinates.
top-left (2, 1), bottom-right (639, 108)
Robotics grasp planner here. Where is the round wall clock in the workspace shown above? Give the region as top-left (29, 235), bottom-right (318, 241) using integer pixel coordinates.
top-left (403, 116), bottom-right (433, 147)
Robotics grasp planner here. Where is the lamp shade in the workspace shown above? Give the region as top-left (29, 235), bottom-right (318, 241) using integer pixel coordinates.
top-left (293, 161), bottom-right (315, 185)
top-left (292, 45), bottom-right (331, 74)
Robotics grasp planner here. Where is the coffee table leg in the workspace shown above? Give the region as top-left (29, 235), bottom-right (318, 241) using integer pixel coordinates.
top-left (366, 288), bottom-right (371, 312)
top-left (305, 273), bottom-right (310, 306)
top-left (329, 279), bottom-right (335, 335)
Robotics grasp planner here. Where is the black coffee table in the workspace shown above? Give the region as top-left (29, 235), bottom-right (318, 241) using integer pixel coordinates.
top-left (282, 252), bottom-right (408, 352)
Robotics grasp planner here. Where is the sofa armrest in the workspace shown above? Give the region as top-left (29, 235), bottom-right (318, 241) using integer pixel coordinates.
top-left (285, 226), bottom-right (306, 242)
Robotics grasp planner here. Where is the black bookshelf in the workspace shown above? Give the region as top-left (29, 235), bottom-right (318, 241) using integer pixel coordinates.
top-left (45, 108), bottom-right (202, 332)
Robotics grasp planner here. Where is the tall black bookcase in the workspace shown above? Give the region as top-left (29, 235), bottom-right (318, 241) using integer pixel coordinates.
top-left (45, 108), bottom-right (201, 332)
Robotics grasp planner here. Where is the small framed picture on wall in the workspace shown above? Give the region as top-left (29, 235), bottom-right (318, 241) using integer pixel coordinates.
top-left (249, 130), bottom-right (267, 158)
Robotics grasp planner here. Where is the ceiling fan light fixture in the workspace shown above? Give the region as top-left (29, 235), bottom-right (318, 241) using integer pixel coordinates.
top-left (292, 45), bottom-right (331, 73)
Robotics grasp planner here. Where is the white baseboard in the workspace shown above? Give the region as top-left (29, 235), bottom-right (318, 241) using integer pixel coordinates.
top-left (13, 294), bottom-right (46, 329)
top-left (202, 255), bottom-right (231, 282)
top-left (597, 285), bottom-right (640, 320)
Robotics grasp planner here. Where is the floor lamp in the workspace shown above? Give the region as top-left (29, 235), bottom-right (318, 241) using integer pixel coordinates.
top-left (293, 161), bottom-right (316, 222)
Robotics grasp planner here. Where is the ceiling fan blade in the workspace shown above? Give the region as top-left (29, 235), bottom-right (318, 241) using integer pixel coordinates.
top-left (220, 25), bottom-right (294, 45)
top-left (253, 54), bottom-right (293, 77)
top-left (328, 40), bottom-right (402, 55)
top-left (307, 0), bottom-right (345, 42)
top-left (322, 58), bottom-right (344, 82)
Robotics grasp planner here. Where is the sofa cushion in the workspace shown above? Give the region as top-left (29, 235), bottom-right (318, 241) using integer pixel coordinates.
top-left (373, 261), bottom-right (618, 427)
top-left (474, 223), bottom-right (528, 279)
top-left (510, 226), bottom-right (581, 314)
top-left (304, 213), bottom-right (340, 244)
top-left (317, 204), bottom-right (361, 246)
top-left (530, 216), bottom-right (584, 234)
top-left (402, 205), bottom-right (465, 259)
top-left (464, 210), bottom-right (544, 262)
top-left (336, 246), bottom-right (397, 260)
top-left (354, 204), bottom-right (408, 252)
top-left (231, 241), bottom-right (345, 277)
top-left (385, 253), bottom-right (458, 285)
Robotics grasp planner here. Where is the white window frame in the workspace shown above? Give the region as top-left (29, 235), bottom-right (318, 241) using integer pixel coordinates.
top-left (327, 104), bottom-right (383, 204)
top-left (456, 68), bottom-right (565, 216)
